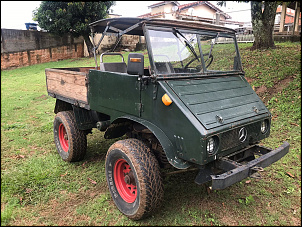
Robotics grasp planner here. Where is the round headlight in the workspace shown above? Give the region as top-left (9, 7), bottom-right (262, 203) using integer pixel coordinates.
top-left (261, 120), bottom-right (269, 133)
top-left (207, 136), bottom-right (218, 155)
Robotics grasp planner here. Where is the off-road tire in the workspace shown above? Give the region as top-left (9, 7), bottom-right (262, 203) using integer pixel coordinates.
top-left (105, 138), bottom-right (163, 220)
top-left (53, 110), bottom-right (87, 162)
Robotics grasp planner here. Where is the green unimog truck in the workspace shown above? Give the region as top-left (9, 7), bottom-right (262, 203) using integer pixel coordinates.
top-left (45, 17), bottom-right (289, 220)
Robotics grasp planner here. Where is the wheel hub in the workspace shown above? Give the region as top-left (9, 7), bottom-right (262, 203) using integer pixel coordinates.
top-left (124, 172), bottom-right (135, 185)
top-left (114, 159), bottom-right (137, 203)
top-left (124, 175), bottom-right (131, 184)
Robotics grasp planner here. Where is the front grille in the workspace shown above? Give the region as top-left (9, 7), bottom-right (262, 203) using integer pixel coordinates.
top-left (220, 122), bottom-right (260, 151)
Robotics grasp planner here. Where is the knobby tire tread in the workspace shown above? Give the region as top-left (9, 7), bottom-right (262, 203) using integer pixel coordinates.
top-left (107, 138), bottom-right (163, 220)
top-left (54, 110), bottom-right (87, 162)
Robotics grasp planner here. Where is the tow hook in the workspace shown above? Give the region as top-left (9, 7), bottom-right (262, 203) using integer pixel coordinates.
top-left (250, 166), bottom-right (264, 179)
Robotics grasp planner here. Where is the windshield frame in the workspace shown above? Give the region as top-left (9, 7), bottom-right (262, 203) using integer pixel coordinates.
top-left (143, 24), bottom-right (243, 78)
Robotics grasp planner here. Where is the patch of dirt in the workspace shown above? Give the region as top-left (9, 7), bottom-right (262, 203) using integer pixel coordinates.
top-left (220, 215), bottom-right (239, 226)
top-left (246, 76), bottom-right (294, 104)
top-left (267, 77), bottom-right (293, 94)
top-left (3, 147), bottom-right (38, 162)
top-left (291, 216), bottom-right (301, 226)
top-left (256, 85), bottom-right (268, 94)
top-left (10, 188), bottom-right (106, 226)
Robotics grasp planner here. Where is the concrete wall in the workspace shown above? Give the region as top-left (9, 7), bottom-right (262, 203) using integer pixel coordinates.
top-left (1, 29), bottom-right (84, 70)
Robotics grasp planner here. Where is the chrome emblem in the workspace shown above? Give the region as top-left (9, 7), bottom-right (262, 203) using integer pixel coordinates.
top-left (239, 127), bottom-right (247, 142)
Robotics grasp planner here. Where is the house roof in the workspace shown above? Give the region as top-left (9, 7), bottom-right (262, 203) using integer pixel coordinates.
top-left (138, 12), bottom-right (164, 19)
top-left (140, 1), bottom-right (231, 20)
top-left (178, 1), bottom-right (231, 19)
top-left (148, 1), bottom-right (179, 9)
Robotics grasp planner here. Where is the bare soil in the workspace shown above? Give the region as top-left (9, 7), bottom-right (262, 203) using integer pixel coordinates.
top-left (246, 76), bottom-right (294, 104)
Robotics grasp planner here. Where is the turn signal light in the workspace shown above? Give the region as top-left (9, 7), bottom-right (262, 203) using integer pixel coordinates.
top-left (162, 93), bottom-right (172, 106)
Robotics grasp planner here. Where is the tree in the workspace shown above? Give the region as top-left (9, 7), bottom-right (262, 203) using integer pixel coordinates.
top-left (33, 1), bottom-right (115, 57)
top-left (217, 1), bottom-right (280, 50)
top-left (250, 1), bottom-right (279, 50)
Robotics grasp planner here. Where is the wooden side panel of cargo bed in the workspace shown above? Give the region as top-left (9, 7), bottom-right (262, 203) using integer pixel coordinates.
top-left (46, 69), bottom-right (88, 103)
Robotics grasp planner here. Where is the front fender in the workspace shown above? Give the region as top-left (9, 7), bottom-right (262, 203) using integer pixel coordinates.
top-left (107, 115), bottom-right (191, 169)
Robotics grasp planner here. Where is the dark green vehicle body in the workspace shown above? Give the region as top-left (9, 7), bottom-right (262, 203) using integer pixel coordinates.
top-left (88, 70), bottom-right (271, 169)
top-left (47, 18), bottom-right (289, 191)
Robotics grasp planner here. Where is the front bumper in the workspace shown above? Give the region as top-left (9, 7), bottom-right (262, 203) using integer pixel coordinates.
top-left (195, 142), bottom-right (290, 190)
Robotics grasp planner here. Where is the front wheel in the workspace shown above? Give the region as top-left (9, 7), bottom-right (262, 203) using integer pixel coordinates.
top-left (105, 138), bottom-right (163, 220)
top-left (53, 110), bottom-right (87, 162)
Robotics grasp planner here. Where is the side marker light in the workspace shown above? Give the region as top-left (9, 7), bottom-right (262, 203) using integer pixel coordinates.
top-left (162, 93), bottom-right (172, 106)
top-left (130, 58), bottom-right (141, 63)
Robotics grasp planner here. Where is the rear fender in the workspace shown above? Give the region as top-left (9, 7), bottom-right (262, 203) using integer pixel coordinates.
top-left (54, 99), bottom-right (72, 114)
top-left (106, 116), bottom-right (191, 169)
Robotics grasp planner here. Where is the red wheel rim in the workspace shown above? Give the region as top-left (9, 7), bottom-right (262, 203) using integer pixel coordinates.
top-left (58, 123), bottom-right (69, 152)
top-left (114, 159), bottom-right (137, 203)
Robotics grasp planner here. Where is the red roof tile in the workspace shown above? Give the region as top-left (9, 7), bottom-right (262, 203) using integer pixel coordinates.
top-left (178, 1), bottom-right (202, 10)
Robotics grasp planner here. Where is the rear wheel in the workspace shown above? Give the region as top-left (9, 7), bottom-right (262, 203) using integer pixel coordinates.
top-left (53, 110), bottom-right (87, 162)
top-left (105, 138), bottom-right (163, 220)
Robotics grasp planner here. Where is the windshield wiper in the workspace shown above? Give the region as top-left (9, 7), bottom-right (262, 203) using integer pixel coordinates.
top-left (172, 28), bottom-right (200, 62)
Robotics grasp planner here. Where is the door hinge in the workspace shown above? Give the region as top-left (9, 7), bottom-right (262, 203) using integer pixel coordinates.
top-left (153, 83), bottom-right (158, 100)
top-left (135, 103), bottom-right (143, 116)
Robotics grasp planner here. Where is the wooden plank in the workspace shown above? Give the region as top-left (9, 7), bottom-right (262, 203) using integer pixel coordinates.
top-left (47, 78), bottom-right (87, 103)
top-left (46, 68), bottom-right (88, 103)
top-left (47, 67), bottom-right (95, 74)
top-left (46, 70), bottom-right (86, 86)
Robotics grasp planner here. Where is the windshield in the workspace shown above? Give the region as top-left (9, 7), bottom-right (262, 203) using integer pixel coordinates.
top-left (147, 29), bottom-right (240, 75)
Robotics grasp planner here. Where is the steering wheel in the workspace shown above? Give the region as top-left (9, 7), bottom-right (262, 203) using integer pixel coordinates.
top-left (184, 52), bottom-right (213, 69)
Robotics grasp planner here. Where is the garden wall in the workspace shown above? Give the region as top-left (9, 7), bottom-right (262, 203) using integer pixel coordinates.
top-left (83, 34), bottom-right (146, 57)
top-left (1, 29), bottom-right (84, 70)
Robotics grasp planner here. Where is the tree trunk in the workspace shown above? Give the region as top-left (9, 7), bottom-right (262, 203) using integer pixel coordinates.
top-left (251, 1), bottom-right (278, 50)
top-left (83, 34), bottom-right (94, 57)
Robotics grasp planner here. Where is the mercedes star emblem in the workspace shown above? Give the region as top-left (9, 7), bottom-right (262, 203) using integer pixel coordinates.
top-left (239, 127), bottom-right (247, 142)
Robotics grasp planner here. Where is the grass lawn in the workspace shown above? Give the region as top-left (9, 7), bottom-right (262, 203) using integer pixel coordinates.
top-left (1, 42), bottom-right (301, 226)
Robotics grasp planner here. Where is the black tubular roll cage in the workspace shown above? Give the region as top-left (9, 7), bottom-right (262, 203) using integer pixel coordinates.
top-left (89, 18), bottom-right (147, 69)
top-left (88, 17), bottom-right (242, 79)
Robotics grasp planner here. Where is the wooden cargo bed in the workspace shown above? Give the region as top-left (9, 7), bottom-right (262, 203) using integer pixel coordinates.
top-left (46, 67), bottom-right (95, 106)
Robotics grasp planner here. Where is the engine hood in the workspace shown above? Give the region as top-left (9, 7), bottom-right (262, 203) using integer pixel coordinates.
top-left (166, 75), bottom-right (270, 130)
